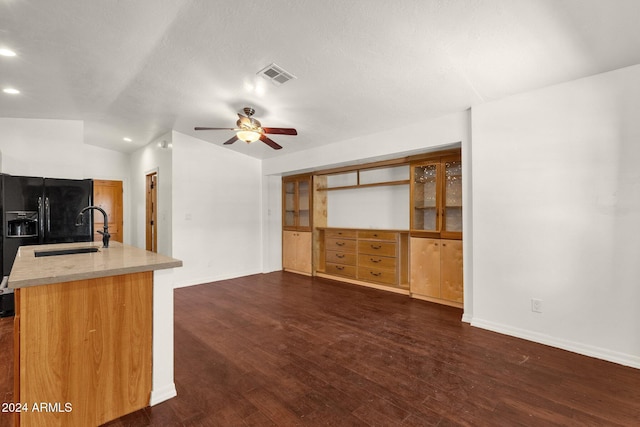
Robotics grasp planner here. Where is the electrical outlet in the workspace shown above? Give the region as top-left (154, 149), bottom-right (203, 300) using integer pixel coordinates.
top-left (531, 298), bottom-right (543, 313)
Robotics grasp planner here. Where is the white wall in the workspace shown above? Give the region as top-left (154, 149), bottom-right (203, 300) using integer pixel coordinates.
top-left (471, 64), bottom-right (640, 368)
top-left (262, 112), bottom-right (469, 176)
top-left (0, 118), bottom-right (133, 243)
top-left (0, 118), bottom-right (85, 178)
top-left (327, 186), bottom-right (410, 229)
top-left (129, 133), bottom-right (173, 255)
top-left (171, 131), bottom-right (263, 288)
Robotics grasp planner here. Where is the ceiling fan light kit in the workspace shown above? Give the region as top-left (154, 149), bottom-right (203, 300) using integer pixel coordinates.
top-left (195, 106), bottom-right (297, 150)
top-left (237, 130), bottom-right (261, 143)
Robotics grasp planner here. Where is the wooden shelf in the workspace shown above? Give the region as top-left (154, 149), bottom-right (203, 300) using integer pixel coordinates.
top-left (318, 179), bottom-right (410, 191)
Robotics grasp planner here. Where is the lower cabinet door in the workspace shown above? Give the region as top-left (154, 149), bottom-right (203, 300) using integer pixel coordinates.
top-left (283, 230), bottom-right (312, 274)
top-left (440, 239), bottom-right (463, 303)
top-left (282, 230), bottom-right (298, 271)
top-left (295, 231), bottom-right (312, 274)
top-left (410, 237), bottom-right (441, 298)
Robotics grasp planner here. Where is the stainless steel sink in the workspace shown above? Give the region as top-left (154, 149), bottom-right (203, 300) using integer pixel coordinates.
top-left (34, 247), bottom-right (99, 257)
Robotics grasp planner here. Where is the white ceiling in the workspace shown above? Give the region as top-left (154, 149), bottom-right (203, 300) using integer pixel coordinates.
top-left (1, 0), bottom-right (640, 159)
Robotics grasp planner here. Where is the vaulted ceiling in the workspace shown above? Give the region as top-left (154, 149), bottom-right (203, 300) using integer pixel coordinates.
top-left (1, 0), bottom-right (640, 159)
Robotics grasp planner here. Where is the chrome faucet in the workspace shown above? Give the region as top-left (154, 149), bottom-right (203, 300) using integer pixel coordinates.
top-left (76, 206), bottom-right (110, 248)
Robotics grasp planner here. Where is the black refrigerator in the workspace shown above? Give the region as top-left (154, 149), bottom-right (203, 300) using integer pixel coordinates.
top-left (0, 174), bottom-right (93, 317)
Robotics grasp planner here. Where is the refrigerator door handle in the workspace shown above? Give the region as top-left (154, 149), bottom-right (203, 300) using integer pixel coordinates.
top-left (45, 197), bottom-right (51, 233)
top-left (38, 196), bottom-right (44, 238)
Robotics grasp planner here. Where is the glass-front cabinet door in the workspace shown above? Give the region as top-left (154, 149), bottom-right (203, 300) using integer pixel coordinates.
top-left (282, 175), bottom-right (312, 231)
top-left (443, 159), bottom-right (462, 235)
top-left (284, 180), bottom-right (296, 228)
top-left (411, 162), bottom-right (441, 233)
top-left (410, 154), bottom-right (462, 238)
top-left (297, 179), bottom-right (310, 228)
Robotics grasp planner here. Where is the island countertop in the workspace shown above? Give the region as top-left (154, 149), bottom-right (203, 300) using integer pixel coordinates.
top-left (8, 241), bottom-right (182, 289)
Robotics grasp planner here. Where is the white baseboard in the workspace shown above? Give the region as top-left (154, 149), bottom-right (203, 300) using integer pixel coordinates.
top-left (150, 383), bottom-right (177, 406)
top-left (471, 317), bottom-right (640, 369)
top-left (173, 269), bottom-right (263, 288)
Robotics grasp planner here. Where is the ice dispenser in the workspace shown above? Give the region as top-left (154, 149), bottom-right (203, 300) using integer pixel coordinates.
top-left (6, 211), bottom-right (38, 238)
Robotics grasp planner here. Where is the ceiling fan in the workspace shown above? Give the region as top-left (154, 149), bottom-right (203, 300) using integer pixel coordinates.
top-left (194, 107), bottom-right (297, 150)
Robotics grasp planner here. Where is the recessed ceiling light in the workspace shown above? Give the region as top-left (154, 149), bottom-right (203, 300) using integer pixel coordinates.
top-left (3, 88), bottom-right (20, 94)
top-left (0, 48), bottom-right (16, 57)
top-left (123, 137), bottom-right (132, 142)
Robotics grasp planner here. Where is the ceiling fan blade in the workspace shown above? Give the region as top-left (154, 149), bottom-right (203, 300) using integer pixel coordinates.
top-left (223, 135), bottom-right (239, 145)
top-left (263, 127), bottom-right (297, 135)
top-left (260, 134), bottom-right (282, 150)
top-left (194, 127), bottom-right (235, 131)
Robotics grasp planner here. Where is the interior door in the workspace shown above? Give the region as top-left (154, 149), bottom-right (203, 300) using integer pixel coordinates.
top-left (93, 180), bottom-right (123, 243)
top-left (145, 173), bottom-right (157, 253)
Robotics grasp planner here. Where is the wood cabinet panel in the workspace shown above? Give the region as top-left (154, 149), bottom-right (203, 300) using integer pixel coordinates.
top-left (358, 254), bottom-right (396, 271)
top-left (410, 238), bottom-right (441, 298)
top-left (440, 239), bottom-right (463, 303)
top-left (358, 240), bottom-right (397, 257)
top-left (326, 263), bottom-right (357, 278)
top-left (326, 250), bottom-right (357, 266)
top-left (17, 272), bottom-right (152, 426)
top-left (283, 231), bottom-right (312, 275)
top-left (410, 237), bottom-right (463, 307)
top-left (357, 230), bottom-right (396, 241)
top-left (358, 266), bottom-right (397, 285)
top-left (326, 238), bottom-right (357, 252)
top-left (325, 229), bottom-right (357, 239)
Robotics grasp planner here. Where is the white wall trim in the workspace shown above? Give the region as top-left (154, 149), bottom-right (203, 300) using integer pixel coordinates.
top-left (471, 317), bottom-right (640, 369)
top-left (149, 383), bottom-right (177, 406)
top-left (173, 268), bottom-right (264, 289)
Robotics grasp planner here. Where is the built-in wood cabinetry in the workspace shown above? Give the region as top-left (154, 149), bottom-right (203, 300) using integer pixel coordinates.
top-left (282, 149), bottom-right (463, 309)
top-left (282, 230), bottom-right (312, 275)
top-left (409, 150), bottom-right (463, 307)
top-left (283, 174), bottom-right (312, 231)
top-left (318, 228), bottom-right (409, 292)
top-left (411, 153), bottom-right (462, 239)
top-left (410, 237), bottom-right (463, 307)
top-left (282, 174), bottom-right (316, 275)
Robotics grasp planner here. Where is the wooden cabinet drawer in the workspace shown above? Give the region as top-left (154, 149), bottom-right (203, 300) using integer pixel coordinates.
top-left (358, 254), bottom-right (396, 271)
top-left (357, 267), bottom-right (397, 285)
top-left (325, 229), bottom-right (357, 239)
top-left (327, 250), bottom-right (357, 266)
top-left (326, 263), bottom-right (357, 278)
top-left (358, 240), bottom-right (397, 257)
top-left (326, 238), bottom-right (357, 252)
top-left (357, 230), bottom-right (397, 241)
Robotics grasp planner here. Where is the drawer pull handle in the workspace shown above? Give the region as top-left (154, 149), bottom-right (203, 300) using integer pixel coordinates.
top-left (336, 254), bottom-right (345, 258)
top-left (336, 266), bottom-right (345, 270)
top-left (336, 242), bottom-right (345, 246)
top-left (370, 244), bottom-right (382, 249)
top-left (370, 258), bottom-right (381, 263)
top-left (370, 271), bottom-right (382, 277)
top-left (372, 233), bottom-right (378, 237)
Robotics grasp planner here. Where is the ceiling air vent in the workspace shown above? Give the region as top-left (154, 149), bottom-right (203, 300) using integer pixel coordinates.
top-left (257, 63), bottom-right (296, 86)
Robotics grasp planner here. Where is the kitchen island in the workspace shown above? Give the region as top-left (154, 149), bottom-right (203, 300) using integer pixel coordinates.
top-left (9, 241), bottom-right (182, 427)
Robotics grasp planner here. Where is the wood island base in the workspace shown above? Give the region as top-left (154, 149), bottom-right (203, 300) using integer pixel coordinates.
top-left (14, 271), bottom-right (152, 427)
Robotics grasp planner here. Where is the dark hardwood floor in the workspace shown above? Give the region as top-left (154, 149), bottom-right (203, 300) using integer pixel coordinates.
top-left (3, 272), bottom-right (640, 426)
